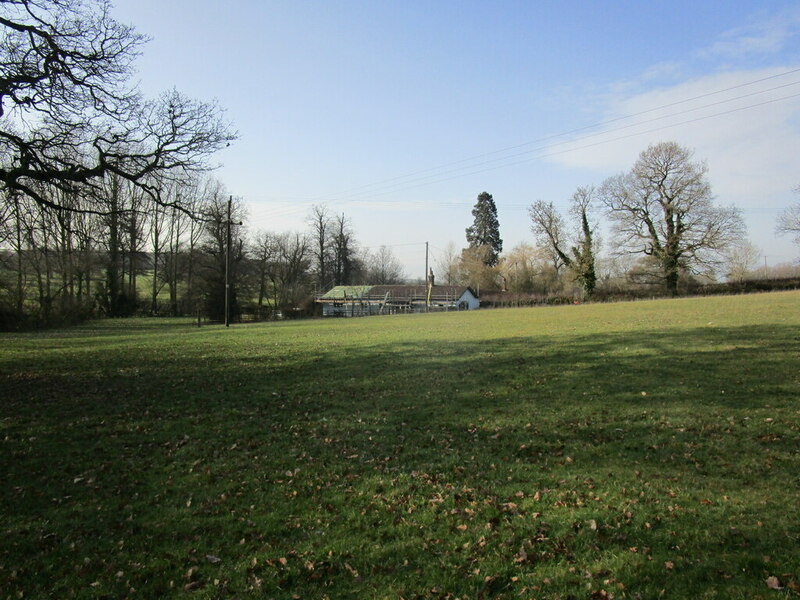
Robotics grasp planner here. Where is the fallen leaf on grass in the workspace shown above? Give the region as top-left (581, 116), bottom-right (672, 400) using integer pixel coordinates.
top-left (766, 576), bottom-right (782, 590)
top-left (344, 562), bottom-right (361, 581)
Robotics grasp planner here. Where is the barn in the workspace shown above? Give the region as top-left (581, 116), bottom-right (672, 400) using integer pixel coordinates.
top-left (317, 284), bottom-right (479, 317)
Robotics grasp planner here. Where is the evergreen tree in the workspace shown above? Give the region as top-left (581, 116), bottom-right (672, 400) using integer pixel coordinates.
top-left (465, 191), bottom-right (503, 267)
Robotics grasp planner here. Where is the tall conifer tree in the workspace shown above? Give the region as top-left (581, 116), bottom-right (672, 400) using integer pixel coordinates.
top-left (465, 191), bottom-right (503, 267)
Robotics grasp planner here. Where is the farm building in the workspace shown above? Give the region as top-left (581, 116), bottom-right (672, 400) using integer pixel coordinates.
top-left (317, 284), bottom-right (479, 317)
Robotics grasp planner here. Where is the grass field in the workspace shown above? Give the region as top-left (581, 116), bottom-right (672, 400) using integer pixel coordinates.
top-left (1, 292), bottom-right (799, 599)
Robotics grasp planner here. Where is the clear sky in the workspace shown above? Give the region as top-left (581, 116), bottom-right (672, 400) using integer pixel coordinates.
top-left (112, 0), bottom-right (800, 279)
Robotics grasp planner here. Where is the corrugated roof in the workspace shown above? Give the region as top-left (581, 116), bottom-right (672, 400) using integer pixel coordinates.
top-left (318, 285), bottom-right (373, 300)
top-left (367, 285), bottom-right (472, 301)
top-left (318, 285), bottom-right (475, 302)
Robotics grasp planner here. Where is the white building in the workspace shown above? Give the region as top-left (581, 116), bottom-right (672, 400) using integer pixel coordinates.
top-left (317, 285), bottom-right (480, 317)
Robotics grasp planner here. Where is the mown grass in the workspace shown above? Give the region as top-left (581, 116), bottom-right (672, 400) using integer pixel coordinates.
top-left (1, 292), bottom-right (799, 599)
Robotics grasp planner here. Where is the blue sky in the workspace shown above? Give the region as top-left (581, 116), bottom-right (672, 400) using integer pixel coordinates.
top-left (112, 0), bottom-right (800, 278)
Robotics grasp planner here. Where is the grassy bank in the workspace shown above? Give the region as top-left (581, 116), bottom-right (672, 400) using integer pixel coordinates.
top-left (1, 292), bottom-right (799, 599)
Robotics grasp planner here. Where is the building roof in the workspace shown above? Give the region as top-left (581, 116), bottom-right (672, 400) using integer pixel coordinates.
top-left (318, 284), bottom-right (476, 302)
top-left (317, 286), bottom-right (373, 300)
top-left (368, 285), bottom-right (474, 301)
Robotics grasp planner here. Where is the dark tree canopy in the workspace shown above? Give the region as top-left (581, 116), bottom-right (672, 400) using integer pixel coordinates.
top-left (465, 191), bottom-right (502, 267)
top-left (0, 0), bottom-right (235, 214)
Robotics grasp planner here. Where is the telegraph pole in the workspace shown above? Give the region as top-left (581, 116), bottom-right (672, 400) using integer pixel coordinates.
top-left (424, 241), bottom-right (428, 285)
top-left (224, 197), bottom-right (232, 326)
top-left (224, 195), bottom-right (242, 327)
top-left (425, 241), bottom-right (430, 311)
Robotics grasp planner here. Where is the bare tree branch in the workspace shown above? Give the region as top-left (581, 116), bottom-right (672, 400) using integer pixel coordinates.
top-left (776, 187), bottom-right (800, 247)
top-left (0, 0), bottom-right (236, 215)
top-left (599, 142), bottom-right (745, 294)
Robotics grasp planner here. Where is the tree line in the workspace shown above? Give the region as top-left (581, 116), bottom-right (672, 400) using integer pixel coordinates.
top-left (2, 1), bottom-right (799, 328)
top-left (3, 135), bottom-right (797, 327)
top-left (0, 181), bottom-right (408, 327)
top-left (0, 0), bottom-right (408, 328)
top-left (449, 142), bottom-right (800, 300)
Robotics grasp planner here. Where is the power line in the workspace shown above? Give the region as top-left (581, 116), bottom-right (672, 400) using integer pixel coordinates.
top-left (256, 84), bottom-right (800, 219)
top-left (311, 80), bottom-right (800, 204)
top-left (288, 66), bottom-right (800, 204)
top-left (359, 241), bottom-right (427, 250)
top-left (349, 91), bottom-right (800, 200)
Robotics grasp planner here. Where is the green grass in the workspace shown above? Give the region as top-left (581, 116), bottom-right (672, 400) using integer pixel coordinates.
top-left (1, 292), bottom-right (799, 599)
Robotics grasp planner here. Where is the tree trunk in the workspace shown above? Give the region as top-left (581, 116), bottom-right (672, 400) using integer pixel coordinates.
top-left (664, 257), bottom-right (679, 296)
top-left (13, 195), bottom-right (24, 317)
top-left (151, 243), bottom-right (159, 315)
top-left (106, 176), bottom-right (123, 316)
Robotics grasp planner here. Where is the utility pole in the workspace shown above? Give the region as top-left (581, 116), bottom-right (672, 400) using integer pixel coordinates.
top-left (224, 195), bottom-right (242, 327)
top-left (424, 241), bottom-right (428, 285)
top-left (424, 241), bottom-right (430, 311)
top-left (224, 197), bottom-right (231, 326)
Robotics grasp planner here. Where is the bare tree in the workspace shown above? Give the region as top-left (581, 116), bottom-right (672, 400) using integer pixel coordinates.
top-left (776, 187), bottom-right (800, 248)
top-left (528, 200), bottom-right (568, 275)
top-left (725, 241), bottom-right (761, 282)
top-left (599, 142), bottom-right (745, 295)
top-left (162, 205), bottom-right (191, 315)
top-left (331, 213), bottom-right (354, 285)
top-left (123, 180), bottom-right (147, 302)
top-left (2, 190), bottom-right (27, 316)
top-left (435, 241), bottom-right (460, 285)
top-left (198, 192), bottom-right (246, 321)
top-left (499, 242), bottom-right (550, 294)
top-left (0, 0), bottom-right (235, 214)
top-left (458, 246), bottom-right (499, 292)
top-left (252, 230), bottom-right (277, 312)
top-left (306, 204), bottom-right (331, 292)
top-left (183, 175), bottom-right (219, 309)
top-left (529, 185), bottom-right (598, 297)
top-left (148, 203), bottom-right (167, 314)
top-left (267, 233), bottom-right (310, 311)
top-left (100, 173), bottom-right (126, 315)
top-left (364, 245), bottom-right (405, 284)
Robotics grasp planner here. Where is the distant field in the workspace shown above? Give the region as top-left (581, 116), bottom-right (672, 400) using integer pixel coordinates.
top-left (1, 292), bottom-right (799, 599)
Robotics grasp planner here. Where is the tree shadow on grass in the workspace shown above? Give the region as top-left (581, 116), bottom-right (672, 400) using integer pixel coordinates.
top-left (1, 323), bottom-right (799, 597)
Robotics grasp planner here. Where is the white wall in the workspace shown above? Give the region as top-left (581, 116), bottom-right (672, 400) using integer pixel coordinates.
top-left (459, 291), bottom-right (480, 310)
